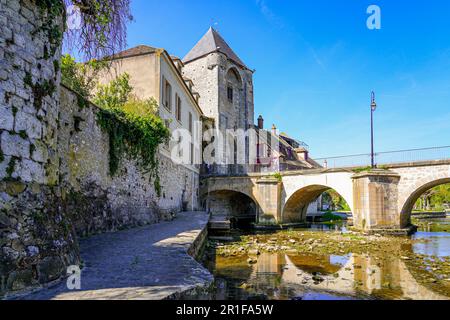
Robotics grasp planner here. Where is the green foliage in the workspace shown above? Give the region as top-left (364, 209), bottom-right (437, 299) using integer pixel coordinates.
top-left (414, 183), bottom-right (450, 211)
top-left (18, 131), bottom-right (28, 139)
top-left (322, 211), bottom-right (343, 222)
top-left (6, 157), bottom-right (17, 178)
top-left (322, 189), bottom-right (350, 211)
top-left (94, 73), bottom-right (132, 109)
top-left (271, 172), bottom-right (282, 182)
top-left (123, 96), bottom-right (158, 117)
top-left (94, 74), bottom-right (170, 196)
top-left (34, 0), bottom-right (66, 57)
top-left (24, 73), bottom-right (56, 110)
top-left (352, 166), bottom-right (373, 173)
top-left (30, 144), bottom-right (36, 157)
top-left (61, 54), bottom-right (107, 108)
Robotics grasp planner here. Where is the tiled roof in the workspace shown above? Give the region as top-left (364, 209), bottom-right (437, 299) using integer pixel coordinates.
top-left (112, 45), bottom-right (158, 59)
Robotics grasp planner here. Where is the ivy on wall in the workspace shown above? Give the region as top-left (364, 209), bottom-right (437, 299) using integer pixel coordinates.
top-left (93, 74), bottom-right (170, 197)
top-left (96, 107), bottom-right (169, 196)
top-left (34, 0), bottom-right (66, 58)
top-left (94, 78), bottom-right (170, 196)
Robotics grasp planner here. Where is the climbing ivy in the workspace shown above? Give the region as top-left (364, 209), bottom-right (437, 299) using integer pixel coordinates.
top-left (34, 0), bottom-right (66, 57)
top-left (96, 109), bottom-right (169, 196)
top-left (94, 75), bottom-right (170, 196)
top-left (24, 72), bottom-right (56, 110)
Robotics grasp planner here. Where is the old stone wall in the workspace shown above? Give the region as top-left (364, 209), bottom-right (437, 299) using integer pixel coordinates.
top-left (1, 82), bottom-right (202, 295)
top-left (0, 0), bottom-right (68, 294)
top-left (0, 1), bottom-right (200, 295)
top-left (182, 52), bottom-right (254, 131)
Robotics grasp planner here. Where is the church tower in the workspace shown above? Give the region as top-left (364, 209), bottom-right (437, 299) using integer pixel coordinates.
top-left (182, 27), bottom-right (254, 133)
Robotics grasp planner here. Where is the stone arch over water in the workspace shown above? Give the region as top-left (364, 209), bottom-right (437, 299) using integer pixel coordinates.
top-left (202, 189), bottom-right (258, 226)
top-left (282, 184), bottom-right (352, 223)
top-left (399, 178), bottom-right (450, 228)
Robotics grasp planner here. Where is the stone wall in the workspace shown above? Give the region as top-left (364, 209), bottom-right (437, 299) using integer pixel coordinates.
top-left (1, 82), bottom-right (201, 295)
top-left (0, 1), bottom-right (200, 296)
top-left (0, 0), bottom-right (67, 294)
top-left (182, 51), bottom-right (254, 131)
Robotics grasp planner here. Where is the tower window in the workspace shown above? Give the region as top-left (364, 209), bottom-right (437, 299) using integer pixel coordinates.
top-left (227, 86), bottom-right (233, 103)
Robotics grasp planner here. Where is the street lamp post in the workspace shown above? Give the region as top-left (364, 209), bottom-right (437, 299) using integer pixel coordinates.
top-left (370, 91), bottom-right (377, 168)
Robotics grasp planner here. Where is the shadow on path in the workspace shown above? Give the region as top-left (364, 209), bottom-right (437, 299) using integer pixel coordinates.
top-left (18, 212), bottom-right (212, 300)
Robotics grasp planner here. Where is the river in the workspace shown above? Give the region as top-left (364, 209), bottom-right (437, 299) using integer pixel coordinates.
top-left (198, 217), bottom-right (450, 300)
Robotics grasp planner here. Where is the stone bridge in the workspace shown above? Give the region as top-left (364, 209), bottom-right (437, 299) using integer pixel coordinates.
top-left (200, 160), bottom-right (450, 233)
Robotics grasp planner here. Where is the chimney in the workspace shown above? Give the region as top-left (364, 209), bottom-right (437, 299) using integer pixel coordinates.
top-left (257, 115), bottom-right (264, 129)
top-left (271, 124), bottom-right (277, 136)
top-left (295, 147), bottom-right (309, 161)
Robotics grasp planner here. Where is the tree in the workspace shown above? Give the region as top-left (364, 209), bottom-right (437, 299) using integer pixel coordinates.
top-left (64, 0), bottom-right (133, 60)
top-left (414, 183), bottom-right (450, 211)
top-left (321, 190), bottom-right (350, 211)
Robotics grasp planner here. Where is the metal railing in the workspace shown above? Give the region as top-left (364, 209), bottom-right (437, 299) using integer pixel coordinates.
top-left (314, 146), bottom-right (450, 170)
top-left (200, 146), bottom-right (450, 176)
top-left (200, 163), bottom-right (277, 176)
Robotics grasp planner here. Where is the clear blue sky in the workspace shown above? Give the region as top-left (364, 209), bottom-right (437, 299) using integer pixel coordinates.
top-left (125, 0), bottom-right (450, 158)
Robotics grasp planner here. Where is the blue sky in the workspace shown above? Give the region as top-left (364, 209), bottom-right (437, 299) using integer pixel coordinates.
top-left (125, 0), bottom-right (450, 158)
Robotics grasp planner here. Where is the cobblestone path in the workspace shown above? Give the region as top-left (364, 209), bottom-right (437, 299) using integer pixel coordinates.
top-left (18, 212), bottom-right (212, 300)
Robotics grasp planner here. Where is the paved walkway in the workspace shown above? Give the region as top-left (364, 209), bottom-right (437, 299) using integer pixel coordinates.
top-left (19, 212), bottom-right (213, 300)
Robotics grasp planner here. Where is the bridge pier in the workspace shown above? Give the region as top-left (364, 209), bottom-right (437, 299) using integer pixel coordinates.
top-left (255, 177), bottom-right (282, 224)
top-left (352, 170), bottom-right (412, 234)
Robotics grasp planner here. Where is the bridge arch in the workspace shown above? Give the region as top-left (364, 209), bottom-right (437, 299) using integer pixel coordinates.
top-left (282, 184), bottom-right (352, 223)
top-left (399, 177), bottom-right (450, 228)
top-left (281, 172), bottom-right (354, 223)
top-left (201, 189), bottom-right (259, 226)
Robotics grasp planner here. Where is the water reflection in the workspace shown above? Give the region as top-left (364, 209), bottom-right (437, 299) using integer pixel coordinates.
top-left (206, 247), bottom-right (449, 300)
top-left (412, 232), bottom-right (450, 258)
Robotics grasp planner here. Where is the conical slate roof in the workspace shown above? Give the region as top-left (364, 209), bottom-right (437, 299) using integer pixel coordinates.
top-left (183, 27), bottom-right (248, 69)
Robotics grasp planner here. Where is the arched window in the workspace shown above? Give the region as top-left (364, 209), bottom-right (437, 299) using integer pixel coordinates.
top-left (225, 68), bottom-right (242, 105)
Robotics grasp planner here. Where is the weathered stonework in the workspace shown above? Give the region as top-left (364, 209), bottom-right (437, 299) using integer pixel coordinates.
top-left (183, 52), bottom-right (254, 131)
top-left (352, 170), bottom-right (401, 230)
top-left (0, 1), bottom-right (201, 296)
top-left (1, 0), bottom-right (66, 295)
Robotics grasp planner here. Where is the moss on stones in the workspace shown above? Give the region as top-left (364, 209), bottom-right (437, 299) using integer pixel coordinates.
top-left (5, 157), bottom-right (17, 178)
top-left (5, 181), bottom-right (27, 197)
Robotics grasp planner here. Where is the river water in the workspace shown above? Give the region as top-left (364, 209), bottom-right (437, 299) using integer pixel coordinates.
top-left (199, 218), bottom-right (450, 300)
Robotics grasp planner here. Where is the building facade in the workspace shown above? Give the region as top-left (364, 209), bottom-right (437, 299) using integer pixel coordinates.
top-left (97, 46), bottom-right (204, 212)
top-left (182, 28), bottom-right (255, 170)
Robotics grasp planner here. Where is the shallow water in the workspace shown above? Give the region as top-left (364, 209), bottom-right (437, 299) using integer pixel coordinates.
top-left (200, 219), bottom-right (450, 300)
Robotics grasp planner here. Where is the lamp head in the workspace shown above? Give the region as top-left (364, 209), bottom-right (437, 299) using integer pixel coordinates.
top-left (371, 91), bottom-right (377, 111)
